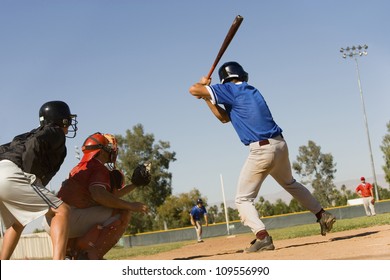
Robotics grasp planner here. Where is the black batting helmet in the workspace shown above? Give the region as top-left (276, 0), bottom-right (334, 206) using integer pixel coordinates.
top-left (218, 61), bottom-right (248, 84)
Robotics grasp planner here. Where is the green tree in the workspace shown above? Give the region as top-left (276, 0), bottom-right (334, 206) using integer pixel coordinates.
top-left (273, 199), bottom-right (289, 215)
top-left (331, 188), bottom-right (345, 206)
top-left (228, 207), bottom-right (240, 221)
top-left (255, 196), bottom-right (275, 217)
top-left (288, 198), bottom-right (306, 213)
top-left (219, 203), bottom-right (240, 222)
top-left (115, 124), bottom-right (176, 233)
top-left (343, 185), bottom-right (359, 199)
top-left (207, 205), bottom-right (219, 224)
top-left (292, 140), bottom-right (337, 207)
top-left (380, 121), bottom-right (390, 185)
top-left (209, 204), bottom-right (226, 223)
top-left (378, 185), bottom-right (390, 200)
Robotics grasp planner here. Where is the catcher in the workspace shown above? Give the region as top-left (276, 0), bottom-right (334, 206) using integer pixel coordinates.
top-left (44, 132), bottom-right (151, 259)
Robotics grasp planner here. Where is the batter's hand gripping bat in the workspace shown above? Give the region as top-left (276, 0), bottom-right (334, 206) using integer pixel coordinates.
top-left (206, 15), bottom-right (244, 79)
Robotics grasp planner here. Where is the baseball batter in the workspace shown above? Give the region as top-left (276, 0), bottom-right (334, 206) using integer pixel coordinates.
top-left (189, 61), bottom-right (336, 252)
top-left (355, 176), bottom-right (376, 216)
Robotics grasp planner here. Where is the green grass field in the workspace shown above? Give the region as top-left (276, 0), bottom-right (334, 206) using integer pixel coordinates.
top-left (105, 212), bottom-right (390, 260)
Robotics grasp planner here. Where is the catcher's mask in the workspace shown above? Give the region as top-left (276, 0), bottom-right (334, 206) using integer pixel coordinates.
top-left (103, 133), bottom-right (118, 169)
top-left (81, 132), bottom-right (116, 163)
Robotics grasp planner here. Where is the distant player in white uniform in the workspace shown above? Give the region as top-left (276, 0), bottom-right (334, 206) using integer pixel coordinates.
top-left (189, 61), bottom-right (336, 252)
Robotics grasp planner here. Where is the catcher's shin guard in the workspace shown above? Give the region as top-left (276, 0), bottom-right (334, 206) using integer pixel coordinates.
top-left (75, 224), bottom-right (106, 252)
top-left (76, 210), bottom-right (131, 259)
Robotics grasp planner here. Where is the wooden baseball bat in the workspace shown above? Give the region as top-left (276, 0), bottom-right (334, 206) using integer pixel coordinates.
top-left (206, 15), bottom-right (244, 79)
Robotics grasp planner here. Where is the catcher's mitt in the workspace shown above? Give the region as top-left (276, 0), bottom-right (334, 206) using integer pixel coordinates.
top-left (131, 163), bottom-right (151, 186)
top-left (109, 169), bottom-right (125, 190)
top-left (371, 198), bottom-right (375, 205)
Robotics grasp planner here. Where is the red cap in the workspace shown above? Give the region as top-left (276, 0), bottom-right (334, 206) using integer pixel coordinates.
top-left (360, 177), bottom-right (365, 181)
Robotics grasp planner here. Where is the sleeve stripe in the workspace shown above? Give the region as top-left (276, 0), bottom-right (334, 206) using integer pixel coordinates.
top-left (206, 85), bottom-right (217, 105)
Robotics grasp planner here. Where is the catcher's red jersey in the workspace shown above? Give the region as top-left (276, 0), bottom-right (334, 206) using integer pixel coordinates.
top-left (58, 158), bottom-right (111, 208)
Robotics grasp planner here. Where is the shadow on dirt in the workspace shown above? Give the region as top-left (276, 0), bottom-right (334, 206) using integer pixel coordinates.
top-left (280, 231), bottom-right (378, 250)
top-left (173, 231), bottom-right (380, 260)
top-left (329, 231), bottom-right (378, 241)
top-left (173, 249), bottom-right (245, 260)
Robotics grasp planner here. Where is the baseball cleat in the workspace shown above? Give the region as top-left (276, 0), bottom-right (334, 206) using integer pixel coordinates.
top-left (318, 211), bottom-right (336, 236)
top-left (245, 236), bottom-right (275, 253)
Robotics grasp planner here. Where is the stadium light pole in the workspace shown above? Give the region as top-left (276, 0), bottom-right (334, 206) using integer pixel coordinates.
top-left (340, 44), bottom-right (379, 200)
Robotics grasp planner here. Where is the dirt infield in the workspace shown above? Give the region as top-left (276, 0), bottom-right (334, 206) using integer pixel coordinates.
top-left (126, 224), bottom-right (390, 260)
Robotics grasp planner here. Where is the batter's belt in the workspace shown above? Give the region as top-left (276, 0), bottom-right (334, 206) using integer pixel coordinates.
top-left (258, 134), bottom-right (284, 146)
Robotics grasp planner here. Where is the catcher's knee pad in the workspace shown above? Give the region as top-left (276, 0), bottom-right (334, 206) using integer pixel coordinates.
top-left (75, 223), bottom-right (106, 251)
top-left (76, 211), bottom-right (130, 259)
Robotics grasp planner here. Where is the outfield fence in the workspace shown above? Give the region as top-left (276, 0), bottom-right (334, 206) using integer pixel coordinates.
top-left (0, 232), bottom-right (52, 260)
top-left (1, 199), bottom-right (389, 259)
top-left (120, 199), bottom-right (390, 247)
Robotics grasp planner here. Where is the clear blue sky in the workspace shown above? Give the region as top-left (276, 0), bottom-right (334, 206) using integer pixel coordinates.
top-left (1, 0), bottom-right (389, 207)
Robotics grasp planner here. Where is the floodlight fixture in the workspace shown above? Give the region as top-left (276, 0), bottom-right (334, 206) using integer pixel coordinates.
top-left (339, 44), bottom-right (379, 200)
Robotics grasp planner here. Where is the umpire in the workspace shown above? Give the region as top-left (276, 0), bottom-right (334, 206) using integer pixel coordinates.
top-left (0, 101), bottom-right (77, 260)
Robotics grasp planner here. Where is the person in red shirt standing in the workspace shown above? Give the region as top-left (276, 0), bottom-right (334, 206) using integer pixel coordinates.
top-left (355, 176), bottom-right (376, 216)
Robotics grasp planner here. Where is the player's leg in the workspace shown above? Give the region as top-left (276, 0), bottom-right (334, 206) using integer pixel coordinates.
top-left (46, 202), bottom-right (70, 260)
top-left (0, 162), bottom-right (26, 259)
top-left (369, 198), bottom-right (376, 216)
top-left (270, 140), bottom-right (322, 212)
top-left (234, 144), bottom-right (271, 234)
top-left (76, 209), bottom-right (132, 259)
top-left (43, 205), bottom-right (113, 259)
top-left (0, 160), bottom-right (65, 259)
top-left (235, 143), bottom-right (275, 252)
top-left (195, 221), bottom-right (203, 242)
top-left (270, 139), bottom-right (335, 235)
top-left (0, 221), bottom-right (24, 260)
top-left (28, 182), bottom-right (69, 260)
top-left (362, 197), bottom-right (371, 216)
top-left (193, 224), bottom-right (199, 241)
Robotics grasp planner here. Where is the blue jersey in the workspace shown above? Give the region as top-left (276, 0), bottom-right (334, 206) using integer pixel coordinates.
top-left (190, 205), bottom-right (207, 221)
top-left (208, 82), bottom-right (282, 145)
